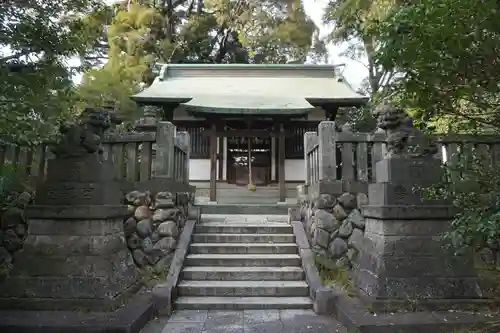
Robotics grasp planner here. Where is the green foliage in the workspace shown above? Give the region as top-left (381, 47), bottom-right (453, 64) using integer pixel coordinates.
top-left (335, 105), bottom-right (377, 132)
top-left (376, 0), bottom-right (500, 131)
top-left (1, 0), bottom-right (105, 145)
top-left (0, 163), bottom-right (32, 209)
top-left (75, 0), bottom-right (324, 120)
top-left (424, 153), bottom-right (500, 253)
top-left (323, 0), bottom-right (397, 95)
top-left (314, 254), bottom-right (355, 296)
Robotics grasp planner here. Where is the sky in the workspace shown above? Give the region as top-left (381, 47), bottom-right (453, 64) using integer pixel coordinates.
top-left (73, 0), bottom-right (368, 88)
top-left (301, 0), bottom-right (367, 89)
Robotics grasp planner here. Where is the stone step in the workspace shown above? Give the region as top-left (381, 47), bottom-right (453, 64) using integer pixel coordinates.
top-left (177, 280), bottom-right (309, 297)
top-left (184, 254), bottom-right (301, 267)
top-left (181, 266), bottom-right (305, 281)
top-left (198, 204), bottom-right (295, 215)
top-left (217, 191), bottom-right (280, 197)
top-left (192, 233), bottom-right (295, 243)
top-left (175, 296), bottom-right (313, 310)
top-left (195, 223), bottom-right (293, 234)
top-left (216, 199), bottom-right (281, 205)
top-left (189, 243), bottom-right (298, 254)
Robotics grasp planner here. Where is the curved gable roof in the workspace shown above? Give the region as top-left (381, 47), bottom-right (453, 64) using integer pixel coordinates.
top-left (131, 64), bottom-right (368, 114)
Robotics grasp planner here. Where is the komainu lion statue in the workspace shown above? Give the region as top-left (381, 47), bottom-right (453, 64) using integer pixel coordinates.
top-left (52, 107), bottom-right (121, 158)
top-left (372, 102), bottom-right (438, 158)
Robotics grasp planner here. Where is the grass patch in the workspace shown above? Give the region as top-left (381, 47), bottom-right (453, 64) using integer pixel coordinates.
top-left (314, 253), bottom-right (356, 297)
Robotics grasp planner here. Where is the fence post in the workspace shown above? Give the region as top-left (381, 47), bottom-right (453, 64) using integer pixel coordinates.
top-left (317, 121), bottom-right (337, 181)
top-left (155, 121), bottom-right (175, 179)
top-left (176, 131), bottom-right (190, 184)
top-left (303, 131), bottom-right (317, 186)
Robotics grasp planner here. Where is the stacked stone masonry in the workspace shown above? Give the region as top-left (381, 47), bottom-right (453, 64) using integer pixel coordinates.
top-left (0, 191), bottom-right (33, 274)
top-left (299, 192), bottom-right (368, 270)
top-left (123, 190), bottom-right (189, 275)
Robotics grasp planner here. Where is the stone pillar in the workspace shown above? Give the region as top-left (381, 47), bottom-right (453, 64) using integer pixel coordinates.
top-left (0, 108), bottom-right (138, 311)
top-left (354, 156), bottom-right (482, 310)
top-left (315, 121), bottom-right (343, 196)
top-left (155, 121), bottom-right (176, 179)
top-left (176, 131), bottom-right (190, 184)
top-left (303, 131), bottom-right (317, 187)
top-left (135, 105), bottom-right (159, 133)
top-left (318, 121), bottom-right (337, 180)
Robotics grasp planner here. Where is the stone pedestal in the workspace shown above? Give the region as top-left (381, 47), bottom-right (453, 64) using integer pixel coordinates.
top-left (35, 155), bottom-right (123, 205)
top-left (353, 156), bottom-right (483, 310)
top-left (0, 155), bottom-right (139, 311)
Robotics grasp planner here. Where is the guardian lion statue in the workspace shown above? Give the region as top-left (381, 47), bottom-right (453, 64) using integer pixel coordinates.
top-left (372, 102), bottom-right (438, 158)
top-left (51, 107), bottom-right (121, 158)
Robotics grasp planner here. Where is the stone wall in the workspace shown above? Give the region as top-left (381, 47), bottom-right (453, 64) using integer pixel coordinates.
top-left (123, 190), bottom-right (189, 275)
top-left (0, 191), bottom-right (33, 276)
top-left (299, 192), bottom-right (368, 270)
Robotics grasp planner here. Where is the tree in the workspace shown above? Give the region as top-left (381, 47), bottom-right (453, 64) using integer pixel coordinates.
top-left (75, 0), bottom-right (325, 120)
top-left (323, 0), bottom-right (397, 97)
top-left (0, 0), bottom-right (104, 145)
top-left (376, 0), bottom-right (500, 134)
top-left (371, 0), bottom-right (500, 261)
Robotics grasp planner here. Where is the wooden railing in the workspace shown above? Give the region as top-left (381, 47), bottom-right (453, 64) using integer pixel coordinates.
top-left (304, 132), bottom-right (319, 186)
top-left (173, 132), bottom-right (190, 184)
top-left (0, 121), bottom-right (191, 188)
top-left (0, 144), bottom-right (49, 187)
top-left (333, 131), bottom-right (387, 183)
top-left (304, 121), bottom-right (500, 188)
top-left (101, 132), bottom-right (156, 182)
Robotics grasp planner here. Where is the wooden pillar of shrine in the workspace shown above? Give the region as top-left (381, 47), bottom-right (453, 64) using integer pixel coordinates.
top-left (209, 122), bottom-right (217, 202)
top-left (278, 122), bottom-right (286, 202)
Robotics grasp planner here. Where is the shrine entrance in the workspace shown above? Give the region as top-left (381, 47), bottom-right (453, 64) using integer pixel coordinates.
top-left (227, 136), bottom-right (272, 186)
top-left (131, 63), bottom-right (369, 202)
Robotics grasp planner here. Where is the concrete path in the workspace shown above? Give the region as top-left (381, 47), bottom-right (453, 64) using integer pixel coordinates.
top-left (141, 309), bottom-right (347, 333)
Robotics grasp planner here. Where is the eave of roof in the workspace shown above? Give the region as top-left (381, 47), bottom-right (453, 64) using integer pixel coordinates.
top-left (131, 64), bottom-right (369, 113)
top-left (182, 95), bottom-right (315, 116)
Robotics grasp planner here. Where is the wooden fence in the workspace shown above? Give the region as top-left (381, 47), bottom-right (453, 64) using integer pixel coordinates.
top-left (305, 121), bottom-right (500, 187)
top-left (0, 121), bottom-right (190, 188)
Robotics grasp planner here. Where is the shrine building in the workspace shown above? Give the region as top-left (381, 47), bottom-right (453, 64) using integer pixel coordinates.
top-left (131, 64), bottom-right (368, 203)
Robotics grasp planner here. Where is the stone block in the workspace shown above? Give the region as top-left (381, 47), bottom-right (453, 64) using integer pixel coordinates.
top-left (375, 156), bottom-right (443, 185)
top-left (299, 248), bottom-right (322, 300)
top-left (27, 205), bottom-right (130, 220)
top-left (35, 181), bottom-right (123, 206)
top-left (0, 214), bottom-right (139, 311)
top-left (11, 249), bottom-right (132, 278)
top-left (313, 286), bottom-right (340, 315)
top-left (362, 205), bottom-right (456, 220)
top-left (354, 214), bottom-right (482, 302)
top-left (313, 227), bottom-right (330, 248)
top-left (364, 217), bottom-right (449, 237)
top-left (44, 155), bottom-right (115, 182)
top-left (368, 182), bottom-right (446, 206)
top-left (21, 233), bottom-right (126, 256)
top-left (28, 217), bottom-right (125, 236)
top-left (354, 269), bottom-right (482, 299)
top-left (316, 180), bottom-right (343, 196)
top-left (363, 232), bottom-right (443, 256)
top-left (356, 251), bottom-right (475, 279)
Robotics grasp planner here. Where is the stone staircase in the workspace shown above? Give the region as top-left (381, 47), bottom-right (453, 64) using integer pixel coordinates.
top-left (174, 216), bottom-right (313, 310)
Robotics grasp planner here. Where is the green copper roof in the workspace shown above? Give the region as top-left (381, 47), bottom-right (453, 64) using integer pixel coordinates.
top-left (182, 95), bottom-right (315, 115)
top-left (131, 64), bottom-right (368, 114)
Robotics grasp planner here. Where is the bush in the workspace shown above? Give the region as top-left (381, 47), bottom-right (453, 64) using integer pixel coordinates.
top-left (424, 155), bottom-right (500, 260)
top-left (0, 164), bottom-right (27, 209)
